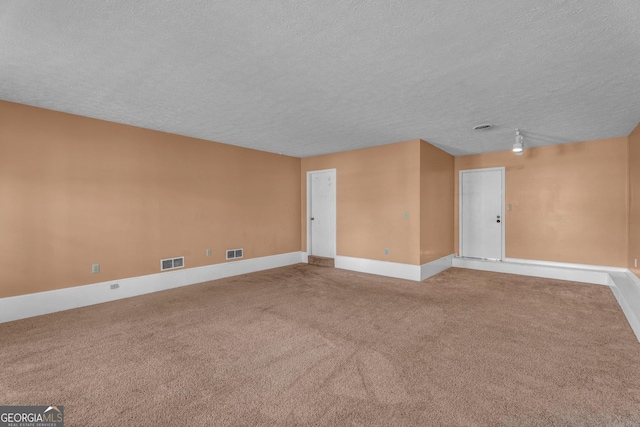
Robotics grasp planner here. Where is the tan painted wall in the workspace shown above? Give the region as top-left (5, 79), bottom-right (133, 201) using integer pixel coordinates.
top-left (454, 137), bottom-right (629, 267)
top-left (420, 141), bottom-right (454, 264)
top-left (629, 123), bottom-right (640, 277)
top-left (0, 101), bottom-right (301, 298)
top-left (301, 140), bottom-right (421, 265)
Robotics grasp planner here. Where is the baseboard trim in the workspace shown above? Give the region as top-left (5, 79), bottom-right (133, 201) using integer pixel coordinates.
top-left (608, 271), bottom-right (640, 342)
top-left (452, 257), bottom-right (640, 342)
top-left (452, 257), bottom-right (612, 285)
top-left (504, 258), bottom-right (629, 273)
top-left (5, 252), bottom-right (639, 343)
top-left (0, 251), bottom-right (303, 324)
top-left (317, 254), bottom-right (455, 282)
top-left (335, 256), bottom-right (421, 281)
top-left (421, 254), bottom-right (455, 281)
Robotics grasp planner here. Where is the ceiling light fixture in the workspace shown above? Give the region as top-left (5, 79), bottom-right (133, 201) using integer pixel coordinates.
top-left (513, 129), bottom-right (524, 155)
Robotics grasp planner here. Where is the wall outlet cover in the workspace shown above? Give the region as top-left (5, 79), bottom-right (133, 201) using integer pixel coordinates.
top-left (92, 264), bottom-right (100, 274)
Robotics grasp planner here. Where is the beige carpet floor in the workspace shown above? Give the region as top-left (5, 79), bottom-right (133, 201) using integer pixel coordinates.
top-left (1, 265), bottom-right (640, 426)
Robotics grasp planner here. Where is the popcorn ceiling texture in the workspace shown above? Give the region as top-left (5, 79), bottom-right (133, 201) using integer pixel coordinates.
top-left (0, 1), bottom-right (638, 157)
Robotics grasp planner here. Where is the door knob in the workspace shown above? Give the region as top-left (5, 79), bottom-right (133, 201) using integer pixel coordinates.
top-left (497, 219), bottom-right (501, 223)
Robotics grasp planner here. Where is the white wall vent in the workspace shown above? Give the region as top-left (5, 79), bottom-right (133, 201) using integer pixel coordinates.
top-left (226, 248), bottom-right (244, 260)
top-left (161, 256), bottom-right (185, 271)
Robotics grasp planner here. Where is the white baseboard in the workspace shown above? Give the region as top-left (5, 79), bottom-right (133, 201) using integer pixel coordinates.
top-left (421, 254), bottom-right (455, 281)
top-left (6, 251), bottom-right (639, 343)
top-left (452, 257), bottom-right (640, 343)
top-left (335, 256), bottom-right (421, 281)
top-left (452, 257), bottom-right (612, 285)
top-left (504, 258), bottom-right (629, 273)
top-left (608, 271), bottom-right (640, 342)
top-left (333, 254), bottom-right (455, 282)
top-left (0, 251), bottom-right (303, 324)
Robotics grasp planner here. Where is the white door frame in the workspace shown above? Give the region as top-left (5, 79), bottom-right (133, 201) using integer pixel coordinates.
top-left (306, 168), bottom-right (337, 258)
top-left (459, 167), bottom-right (505, 260)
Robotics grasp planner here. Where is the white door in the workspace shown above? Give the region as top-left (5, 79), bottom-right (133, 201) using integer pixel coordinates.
top-left (308, 169), bottom-right (336, 258)
top-left (460, 168), bottom-right (504, 260)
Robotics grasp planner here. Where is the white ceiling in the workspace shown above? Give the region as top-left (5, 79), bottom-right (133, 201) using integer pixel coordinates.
top-left (1, 1), bottom-right (639, 157)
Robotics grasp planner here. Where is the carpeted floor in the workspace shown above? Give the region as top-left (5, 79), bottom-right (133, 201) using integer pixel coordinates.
top-left (1, 265), bottom-right (639, 426)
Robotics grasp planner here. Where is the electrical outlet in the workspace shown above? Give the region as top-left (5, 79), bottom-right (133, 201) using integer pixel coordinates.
top-left (507, 204), bottom-right (512, 211)
top-left (403, 211), bottom-right (409, 219)
top-left (92, 263), bottom-right (100, 274)
top-left (384, 248), bottom-right (389, 255)
top-left (206, 248), bottom-right (211, 256)
top-left (110, 283), bottom-right (119, 290)
top-left (635, 258), bottom-right (638, 268)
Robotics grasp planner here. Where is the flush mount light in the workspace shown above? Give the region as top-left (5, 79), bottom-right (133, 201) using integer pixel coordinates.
top-left (473, 124), bottom-right (492, 130)
top-left (513, 129), bottom-right (524, 155)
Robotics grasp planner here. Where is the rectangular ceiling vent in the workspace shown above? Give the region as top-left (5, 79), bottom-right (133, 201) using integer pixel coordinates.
top-left (226, 248), bottom-right (244, 260)
top-left (161, 256), bottom-right (185, 271)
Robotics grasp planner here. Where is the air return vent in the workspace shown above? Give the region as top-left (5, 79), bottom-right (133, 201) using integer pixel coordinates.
top-left (161, 256), bottom-right (185, 271)
top-left (226, 248), bottom-right (244, 260)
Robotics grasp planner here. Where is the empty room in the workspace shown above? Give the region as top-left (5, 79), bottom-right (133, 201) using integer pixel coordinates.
top-left (1, 1), bottom-right (640, 426)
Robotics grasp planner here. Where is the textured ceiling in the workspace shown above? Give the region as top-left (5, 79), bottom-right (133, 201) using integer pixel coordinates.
top-left (1, 1), bottom-right (639, 157)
